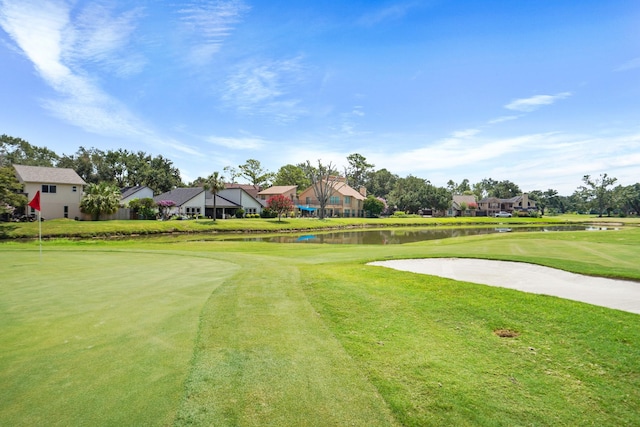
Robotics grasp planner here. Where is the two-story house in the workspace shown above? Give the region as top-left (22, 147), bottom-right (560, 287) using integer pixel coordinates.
top-left (13, 164), bottom-right (86, 219)
top-left (298, 177), bottom-right (367, 217)
top-left (478, 193), bottom-right (536, 216)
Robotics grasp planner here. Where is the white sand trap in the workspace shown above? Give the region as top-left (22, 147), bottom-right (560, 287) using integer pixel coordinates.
top-left (368, 258), bottom-right (640, 314)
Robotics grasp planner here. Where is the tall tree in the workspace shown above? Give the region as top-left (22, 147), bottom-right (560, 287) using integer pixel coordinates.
top-left (529, 189), bottom-right (558, 216)
top-left (305, 160), bottom-right (339, 220)
top-left (388, 175), bottom-right (430, 214)
top-left (344, 153), bottom-right (374, 190)
top-left (223, 166), bottom-right (242, 183)
top-left (366, 168), bottom-right (398, 199)
top-left (446, 179), bottom-right (471, 194)
top-left (80, 182), bottom-right (121, 220)
top-left (203, 172), bottom-right (225, 221)
top-left (238, 159), bottom-right (273, 188)
top-left (579, 173), bottom-right (617, 217)
top-left (273, 164), bottom-right (310, 190)
top-left (618, 183), bottom-right (640, 216)
top-left (0, 134), bottom-right (59, 167)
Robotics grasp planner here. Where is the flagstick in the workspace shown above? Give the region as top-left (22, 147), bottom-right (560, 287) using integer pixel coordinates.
top-left (38, 210), bottom-right (42, 262)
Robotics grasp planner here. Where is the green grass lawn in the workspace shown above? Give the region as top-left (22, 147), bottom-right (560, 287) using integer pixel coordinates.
top-left (1, 224), bottom-right (639, 426)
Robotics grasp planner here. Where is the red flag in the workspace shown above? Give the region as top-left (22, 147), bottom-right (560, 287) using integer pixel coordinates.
top-left (28, 191), bottom-right (41, 211)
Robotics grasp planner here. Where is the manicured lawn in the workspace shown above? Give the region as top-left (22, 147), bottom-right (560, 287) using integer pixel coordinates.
top-left (1, 225), bottom-right (639, 425)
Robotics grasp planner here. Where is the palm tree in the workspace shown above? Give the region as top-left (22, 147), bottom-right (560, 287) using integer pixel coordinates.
top-left (80, 182), bottom-right (121, 220)
top-left (203, 172), bottom-right (225, 221)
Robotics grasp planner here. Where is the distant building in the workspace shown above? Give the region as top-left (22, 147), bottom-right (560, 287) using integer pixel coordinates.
top-left (478, 193), bottom-right (536, 216)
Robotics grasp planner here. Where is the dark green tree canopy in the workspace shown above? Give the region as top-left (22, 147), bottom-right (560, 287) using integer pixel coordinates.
top-left (1, 134), bottom-right (58, 167)
top-left (273, 164), bottom-right (310, 191)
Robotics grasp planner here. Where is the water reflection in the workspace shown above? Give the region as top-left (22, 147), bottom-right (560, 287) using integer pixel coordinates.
top-left (222, 225), bottom-right (617, 245)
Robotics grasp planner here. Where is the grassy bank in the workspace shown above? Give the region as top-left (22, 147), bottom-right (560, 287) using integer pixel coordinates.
top-left (1, 226), bottom-right (639, 425)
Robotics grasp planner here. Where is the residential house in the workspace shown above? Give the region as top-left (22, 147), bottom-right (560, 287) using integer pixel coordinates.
top-left (447, 194), bottom-right (478, 217)
top-left (298, 177), bottom-right (367, 217)
top-left (13, 164), bottom-right (86, 219)
top-left (154, 188), bottom-right (206, 218)
top-left (478, 193), bottom-right (536, 216)
top-left (224, 183), bottom-right (261, 199)
top-left (217, 188), bottom-right (263, 217)
top-left (120, 186), bottom-right (154, 205)
top-left (257, 186), bottom-right (298, 204)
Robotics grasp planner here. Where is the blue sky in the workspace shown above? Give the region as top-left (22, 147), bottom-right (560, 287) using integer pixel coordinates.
top-left (1, 0), bottom-right (638, 195)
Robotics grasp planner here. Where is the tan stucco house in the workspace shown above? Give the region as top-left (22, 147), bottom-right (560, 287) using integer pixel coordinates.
top-left (298, 177), bottom-right (367, 217)
top-left (13, 164), bottom-right (86, 219)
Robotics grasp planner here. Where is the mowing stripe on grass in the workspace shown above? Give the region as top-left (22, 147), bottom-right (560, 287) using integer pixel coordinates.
top-left (173, 258), bottom-right (399, 426)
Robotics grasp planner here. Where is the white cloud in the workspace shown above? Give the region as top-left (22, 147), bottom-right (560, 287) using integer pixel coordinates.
top-left (451, 128), bottom-right (480, 138)
top-left (222, 56), bottom-right (307, 122)
top-left (176, 0), bottom-right (249, 65)
top-left (505, 92), bottom-right (571, 112)
top-left (615, 57), bottom-right (640, 72)
top-left (488, 115), bottom-right (520, 124)
top-left (358, 1), bottom-right (421, 26)
top-left (205, 135), bottom-right (265, 150)
top-left (0, 0), bottom-right (198, 157)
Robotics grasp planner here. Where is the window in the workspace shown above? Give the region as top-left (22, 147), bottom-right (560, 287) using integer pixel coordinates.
top-left (344, 209), bottom-right (350, 217)
top-left (64, 206), bottom-right (68, 218)
top-left (305, 197), bottom-right (311, 205)
top-left (246, 208), bottom-right (257, 214)
top-left (72, 186), bottom-right (77, 192)
top-left (330, 196), bottom-right (340, 205)
top-left (186, 207), bottom-right (201, 215)
top-left (344, 196), bottom-right (351, 204)
top-left (41, 185), bottom-right (56, 193)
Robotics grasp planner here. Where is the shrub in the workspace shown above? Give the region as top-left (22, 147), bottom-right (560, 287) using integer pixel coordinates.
top-left (260, 208), bottom-right (277, 218)
top-left (235, 208), bottom-right (245, 218)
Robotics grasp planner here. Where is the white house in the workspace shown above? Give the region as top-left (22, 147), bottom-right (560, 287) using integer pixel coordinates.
top-left (13, 164), bottom-right (86, 219)
top-left (121, 186), bottom-right (154, 205)
top-left (154, 188), bottom-right (206, 217)
top-left (218, 188), bottom-right (264, 217)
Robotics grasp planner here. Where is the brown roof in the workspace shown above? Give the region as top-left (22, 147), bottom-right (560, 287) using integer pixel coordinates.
top-left (333, 181), bottom-right (366, 200)
top-left (13, 164), bottom-right (86, 185)
top-left (258, 185), bottom-right (297, 195)
top-left (225, 183), bottom-right (261, 198)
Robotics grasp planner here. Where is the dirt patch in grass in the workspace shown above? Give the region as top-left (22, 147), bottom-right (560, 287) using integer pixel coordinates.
top-left (494, 329), bottom-right (520, 338)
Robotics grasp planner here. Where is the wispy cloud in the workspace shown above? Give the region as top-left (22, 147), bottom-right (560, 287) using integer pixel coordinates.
top-left (69, 3), bottom-right (146, 77)
top-left (205, 134), bottom-right (265, 150)
top-left (505, 92), bottom-right (571, 112)
top-left (358, 1), bottom-right (421, 26)
top-left (488, 115), bottom-right (520, 124)
top-left (222, 56), bottom-right (307, 122)
top-left (615, 57), bottom-right (640, 72)
top-left (451, 128), bottom-right (481, 138)
top-left (0, 0), bottom-right (197, 156)
top-left (176, 0), bottom-right (249, 65)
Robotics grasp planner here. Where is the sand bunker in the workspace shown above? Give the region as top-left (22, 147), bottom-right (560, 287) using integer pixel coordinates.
top-left (368, 258), bottom-right (640, 314)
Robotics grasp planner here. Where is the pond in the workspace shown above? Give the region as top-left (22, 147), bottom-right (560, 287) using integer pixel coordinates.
top-left (217, 225), bottom-right (619, 245)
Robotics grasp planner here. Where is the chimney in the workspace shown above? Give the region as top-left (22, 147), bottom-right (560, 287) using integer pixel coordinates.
top-left (359, 186), bottom-right (367, 197)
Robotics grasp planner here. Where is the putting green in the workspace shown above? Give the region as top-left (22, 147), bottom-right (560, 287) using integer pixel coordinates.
top-left (0, 248), bottom-right (239, 426)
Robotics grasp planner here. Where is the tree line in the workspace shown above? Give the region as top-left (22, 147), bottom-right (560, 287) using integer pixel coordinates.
top-left (1, 134), bottom-right (639, 218)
